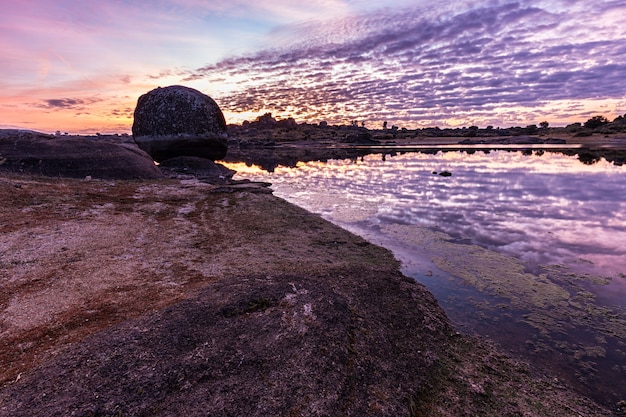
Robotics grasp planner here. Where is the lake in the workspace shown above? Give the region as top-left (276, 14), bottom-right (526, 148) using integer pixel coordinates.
top-left (225, 148), bottom-right (626, 406)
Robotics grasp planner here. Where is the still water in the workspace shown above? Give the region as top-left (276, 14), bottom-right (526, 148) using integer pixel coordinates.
top-left (226, 149), bottom-right (626, 405)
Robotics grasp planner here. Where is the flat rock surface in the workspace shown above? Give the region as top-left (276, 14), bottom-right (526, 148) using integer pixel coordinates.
top-left (0, 176), bottom-right (614, 416)
top-left (0, 130), bottom-right (163, 179)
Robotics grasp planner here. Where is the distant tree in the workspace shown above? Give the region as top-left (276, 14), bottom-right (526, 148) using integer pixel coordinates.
top-left (583, 115), bottom-right (609, 129)
top-left (525, 124), bottom-right (538, 135)
top-left (566, 122), bottom-right (582, 132)
top-left (539, 121), bottom-right (549, 129)
top-left (383, 121), bottom-right (388, 130)
top-left (467, 125), bottom-right (479, 137)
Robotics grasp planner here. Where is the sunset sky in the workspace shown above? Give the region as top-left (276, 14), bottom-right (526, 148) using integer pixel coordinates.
top-left (2, 0), bottom-right (626, 134)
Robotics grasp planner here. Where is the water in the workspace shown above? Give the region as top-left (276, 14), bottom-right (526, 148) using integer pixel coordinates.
top-left (224, 149), bottom-right (626, 405)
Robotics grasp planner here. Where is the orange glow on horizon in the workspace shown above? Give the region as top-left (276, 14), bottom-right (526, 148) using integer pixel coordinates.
top-left (1, 90), bottom-right (624, 135)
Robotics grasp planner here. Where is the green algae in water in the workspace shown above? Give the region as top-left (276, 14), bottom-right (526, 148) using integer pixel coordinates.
top-left (380, 223), bottom-right (626, 402)
top-left (380, 223), bottom-right (626, 345)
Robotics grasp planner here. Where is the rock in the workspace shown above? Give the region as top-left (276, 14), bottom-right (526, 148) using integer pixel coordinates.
top-left (132, 86), bottom-right (228, 162)
top-left (158, 156), bottom-right (235, 183)
top-left (459, 136), bottom-right (565, 145)
top-left (507, 135), bottom-right (544, 145)
top-left (544, 138), bottom-right (567, 144)
top-left (253, 113), bottom-right (278, 128)
top-left (458, 138), bottom-right (486, 145)
top-left (0, 130), bottom-right (163, 179)
top-left (342, 131), bottom-right (379, 144)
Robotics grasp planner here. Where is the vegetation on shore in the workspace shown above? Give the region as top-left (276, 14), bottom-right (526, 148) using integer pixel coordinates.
top-left (227, 112), bottom-right (626, 141)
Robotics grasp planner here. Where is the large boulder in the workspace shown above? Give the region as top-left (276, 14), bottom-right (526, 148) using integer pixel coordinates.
top-left (0, 130), bottom-right (164, 179)
top-left (132, 86), bottom-right (227, 162)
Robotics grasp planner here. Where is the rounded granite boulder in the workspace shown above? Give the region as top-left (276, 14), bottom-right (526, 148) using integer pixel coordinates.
top-left (132, 86), bottom-right (228, 162)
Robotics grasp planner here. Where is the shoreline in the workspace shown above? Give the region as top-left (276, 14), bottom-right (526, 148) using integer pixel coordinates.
top-left (0, 174), bottom-right (616, 416)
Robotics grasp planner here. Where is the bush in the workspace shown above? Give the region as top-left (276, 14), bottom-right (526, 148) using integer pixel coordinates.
top-left (583, 115), bottom-right (609, 129)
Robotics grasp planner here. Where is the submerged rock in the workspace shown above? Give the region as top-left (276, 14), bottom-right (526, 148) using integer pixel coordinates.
top-left (132, 85), bottom-right (228, 162)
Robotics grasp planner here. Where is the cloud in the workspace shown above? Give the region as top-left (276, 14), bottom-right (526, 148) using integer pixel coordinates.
top-left (37, 97), bottom-right (102, 110)
top-left (41, 98), bottom-right (85, 109)
top-left (3, 0), bottom-right (625, 132)
top-left (186, 0), bottom-right (626, 127)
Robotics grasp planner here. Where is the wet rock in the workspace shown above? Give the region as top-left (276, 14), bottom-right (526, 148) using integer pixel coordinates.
top-left (132, 86), bottom-right (228, 162)
top-left (159, 156), bottom-right (235, 183)
top-left (0, 130), bottom-right (163, 179)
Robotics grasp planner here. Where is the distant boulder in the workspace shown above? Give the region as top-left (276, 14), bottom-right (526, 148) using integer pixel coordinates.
top-left (0, 130), bottom-right (163, 179)
top-left (132, 86), bottom-right (227, 162)
top-left (342, 131), bottom-right (379, 145)
top-left (507, 135), bottom-right (544, 145)
top-left (544, 138), bottom-right (567, 144)
top-left (253, 113), bottom-right (278, 128)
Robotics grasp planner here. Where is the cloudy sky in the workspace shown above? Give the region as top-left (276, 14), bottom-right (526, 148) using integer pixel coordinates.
top-left (2, 0), bottom-right (625, 133)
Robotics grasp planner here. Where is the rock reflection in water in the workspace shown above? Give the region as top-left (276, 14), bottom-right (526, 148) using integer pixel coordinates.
top-left (226, 150), bottom-right (626, 405)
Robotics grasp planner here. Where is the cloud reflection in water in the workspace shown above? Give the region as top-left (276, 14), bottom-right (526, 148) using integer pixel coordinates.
top-left (228, 149), bottom-right (626, 403)
top-left (231, 150), bottom-right (626, 280)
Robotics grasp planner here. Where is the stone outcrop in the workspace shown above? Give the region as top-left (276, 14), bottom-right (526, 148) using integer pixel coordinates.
top-left (342, 131), bottom-right (379, 144)
top-left (0, 130), bottom-right (163, 179)
top-left (132, 86), bottom-right (228, 162)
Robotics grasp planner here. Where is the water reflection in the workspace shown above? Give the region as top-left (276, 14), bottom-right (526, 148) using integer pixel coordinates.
top-left (231, 150), bottom-right (626, 279)
top-left (225, 150), bottom-right (626, 405)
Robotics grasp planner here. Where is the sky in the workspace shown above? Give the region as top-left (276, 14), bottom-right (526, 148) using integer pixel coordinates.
top-left (2, 0), bottom-right (626, 134)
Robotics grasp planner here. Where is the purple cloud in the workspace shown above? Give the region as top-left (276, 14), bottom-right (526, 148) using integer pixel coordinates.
top-left (184, 1), bottom-right (626, 127)
top-left (42, 98), bottom-right (86, 109)
top-left (36, 97), bottom-right (103, 111)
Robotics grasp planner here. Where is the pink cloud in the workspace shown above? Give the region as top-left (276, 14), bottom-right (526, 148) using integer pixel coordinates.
top-left (2, 0), bottom-right (625, 133)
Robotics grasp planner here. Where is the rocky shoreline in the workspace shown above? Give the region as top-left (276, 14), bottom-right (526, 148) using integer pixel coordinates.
top-left (0, 126), bottom-right (623, 415)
